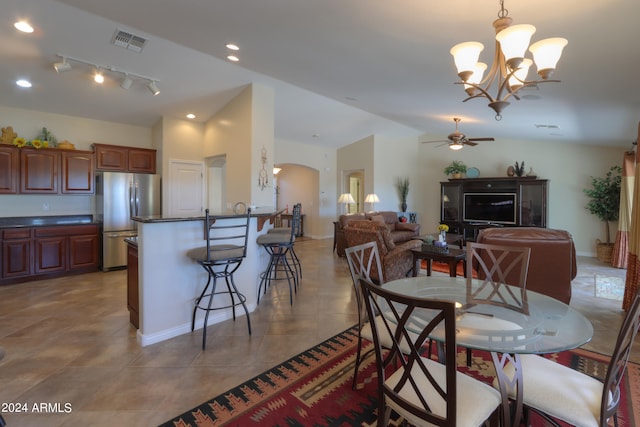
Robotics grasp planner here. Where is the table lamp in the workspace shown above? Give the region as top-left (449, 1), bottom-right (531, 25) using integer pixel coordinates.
top-left (338, 193), bottom-right (356, 214)
top-left (365, 193), bottom-right (380, 212)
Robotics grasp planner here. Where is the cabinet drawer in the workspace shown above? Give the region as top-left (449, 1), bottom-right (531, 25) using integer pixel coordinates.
top-left (35, 224), bottom-right (98, 237)
top-left (2, 228), bottom-right (32, 239)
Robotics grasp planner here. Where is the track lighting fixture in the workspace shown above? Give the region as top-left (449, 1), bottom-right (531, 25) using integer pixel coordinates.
top-left (53, 54), bottom-right (159, 94)
top-left (120, 75), bottom-right (133, 90)
top-left (147, 81), bottom-right (160, 96)
top-left (53, 58), bottom-right (71, 72)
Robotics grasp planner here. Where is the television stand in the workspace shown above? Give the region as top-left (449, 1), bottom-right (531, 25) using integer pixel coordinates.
top-left (440, 177), bottom-right (548, 241)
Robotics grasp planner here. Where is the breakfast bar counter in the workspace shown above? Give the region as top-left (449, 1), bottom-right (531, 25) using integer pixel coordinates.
top-left (131, 208), bottom-right (282, 346)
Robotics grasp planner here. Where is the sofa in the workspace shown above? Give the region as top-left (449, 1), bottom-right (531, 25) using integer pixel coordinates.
top-left (343, 220), bottom-right (421, 282)
top-left (475, 227), bottom-right (577, 304)
top-left (334, 211), bottom-right (421, 257)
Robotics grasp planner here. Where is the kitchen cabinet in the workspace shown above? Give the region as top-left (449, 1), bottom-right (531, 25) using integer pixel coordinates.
top-left (20, 147), bottom-right (59, 193)
top-left (1, 228), bottom-right (32, 278)
top-left (61, 150), bottom-right (95, 194)
top-left (126, 239), bottom-right (139, 328)
top-left (0, 145), bottom-right (19, 194)
top-left (93, 143), bottom-right (156, 174)
top-left (1, 224), bottom-right (99, 284)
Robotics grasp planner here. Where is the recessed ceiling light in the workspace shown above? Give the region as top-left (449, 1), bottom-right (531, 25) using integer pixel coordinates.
top-left (16, 79), bottom-right (32, 88)
top-left (14, 21), bottom-right (34, 33)
top-left (186, 113), bottom-right (196, 119)
top-left (227, 55), bottom-right (239, 62)
top-left (226, 43), bottom-right (239, 51)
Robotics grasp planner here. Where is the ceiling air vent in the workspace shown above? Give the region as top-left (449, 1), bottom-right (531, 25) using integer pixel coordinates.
top-left (111, 29), bottom-right (147, 53)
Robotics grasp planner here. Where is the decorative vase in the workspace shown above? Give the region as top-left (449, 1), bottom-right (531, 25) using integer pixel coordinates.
top-left (440, 230), bottom-right (447, 240)
top-left (401, 201), bottom-right (407, 212)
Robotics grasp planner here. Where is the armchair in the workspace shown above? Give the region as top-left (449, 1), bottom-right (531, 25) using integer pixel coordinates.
top-left (343, 220), bottom-right (421, 282)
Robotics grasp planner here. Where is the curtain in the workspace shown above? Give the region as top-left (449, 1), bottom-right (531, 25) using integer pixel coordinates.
top-left (611, 152), bottom-right (635, 268)
top-left (622, 122), bottom-right (640, 312)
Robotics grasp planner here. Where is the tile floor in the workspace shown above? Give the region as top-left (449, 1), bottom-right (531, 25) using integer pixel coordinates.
top-left (0, 237), bottom-right (636, 426)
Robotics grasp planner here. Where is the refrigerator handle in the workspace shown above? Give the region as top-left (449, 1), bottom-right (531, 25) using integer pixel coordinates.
top-left (134, 182), bottom-right (140, 216)
top-left (129, 182), bottom-right (135, 218)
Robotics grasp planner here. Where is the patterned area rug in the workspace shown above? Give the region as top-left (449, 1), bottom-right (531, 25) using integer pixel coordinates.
top-left (160, 327), bottom-right (639, 427)
top-left (595, 274), bottom-right (625, 301)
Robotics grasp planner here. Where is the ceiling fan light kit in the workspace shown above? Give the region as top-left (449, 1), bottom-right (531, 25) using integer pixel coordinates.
top-left (450, 0), bottom-right (567, 120)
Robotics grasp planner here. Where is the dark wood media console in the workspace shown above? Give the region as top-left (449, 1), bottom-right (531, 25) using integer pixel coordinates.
top-left (440, 177), bottom-right (548, 240)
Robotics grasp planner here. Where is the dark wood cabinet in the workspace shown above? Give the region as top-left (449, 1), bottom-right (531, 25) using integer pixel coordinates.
top-left (1, 228), bottom-right (32, 278)
top-left (20, 148), bottom-right (59, 193)
top-left (1, 224), bottom-right (98, 284)
top-left (93, 143), bottom-right (156, 174)
top-left (128, 147), bottom-right (156, 174)
top-left (440, 177), bottom-right (548, 240)
top-left (61, 150), bottom-right (95, 194)
top-left (0, 145), bottom-right (19, 194)
top-left (126, 240), bottom-right (139, 328)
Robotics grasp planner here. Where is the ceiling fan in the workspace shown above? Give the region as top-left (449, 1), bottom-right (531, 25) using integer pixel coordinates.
top-left (421, 117), bottom-right (495, 150)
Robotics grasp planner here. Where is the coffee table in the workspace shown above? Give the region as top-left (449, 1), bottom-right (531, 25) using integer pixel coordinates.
top-left (411, 246), bottom-right (466, 277)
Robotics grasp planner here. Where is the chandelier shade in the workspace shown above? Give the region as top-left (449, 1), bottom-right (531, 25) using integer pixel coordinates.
top-left (450, 0), bottom-right (567, 120)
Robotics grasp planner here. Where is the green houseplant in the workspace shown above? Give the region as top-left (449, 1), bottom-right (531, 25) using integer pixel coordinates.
top-left (583, 165), bottom-right (621, 262)
top-left (444, 160), bottom-right (467, 178)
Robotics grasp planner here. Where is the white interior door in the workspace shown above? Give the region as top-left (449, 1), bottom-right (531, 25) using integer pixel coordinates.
top-left (167, 159), bottom-right (204, 217)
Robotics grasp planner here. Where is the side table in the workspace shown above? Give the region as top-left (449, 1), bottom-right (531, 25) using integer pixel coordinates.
top-left (411, 246), bottom-right (466, 277)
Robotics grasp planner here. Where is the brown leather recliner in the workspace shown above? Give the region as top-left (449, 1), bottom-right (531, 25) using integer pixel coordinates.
top-left (475, 227), bottom-right (577, 304)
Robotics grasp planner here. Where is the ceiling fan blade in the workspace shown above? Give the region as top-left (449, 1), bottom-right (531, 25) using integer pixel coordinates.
top-left (464, 140), bottom-right (478, 146)
top-left (467, 137), bottom-right (495, 142)
top-left (420, 139), bottom-right (449, 144)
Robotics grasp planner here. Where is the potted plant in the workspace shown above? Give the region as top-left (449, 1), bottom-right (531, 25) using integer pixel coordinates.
top-left (444, 160), bottom-right (467, 179)
top-left (397, 177), bottom-right (410, 212)
top-left (583, 165), bottom-right (622, 263)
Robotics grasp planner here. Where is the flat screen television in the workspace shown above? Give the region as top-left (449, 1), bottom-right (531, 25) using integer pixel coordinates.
top-left (463, 192), bottom-right (517, 225)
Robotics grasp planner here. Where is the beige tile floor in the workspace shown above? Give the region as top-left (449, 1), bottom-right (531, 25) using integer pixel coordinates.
top-left (0, 237), bottom-right (636, 426)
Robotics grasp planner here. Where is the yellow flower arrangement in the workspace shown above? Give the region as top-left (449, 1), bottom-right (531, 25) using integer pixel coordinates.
top-left (31, 139), bottom-right (43, 149)
top-left (13, 137), bottom-right (26, 148)
top-left (437, 224), bottom-right (449, 232)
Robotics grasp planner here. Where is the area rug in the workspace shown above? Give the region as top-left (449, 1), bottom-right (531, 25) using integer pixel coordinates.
top-left (160, 327), bottom-right (639, 427)
top-left (595, 274), bottom-right (625, 301)
top-left (422, 260), bottom-right (473, 277)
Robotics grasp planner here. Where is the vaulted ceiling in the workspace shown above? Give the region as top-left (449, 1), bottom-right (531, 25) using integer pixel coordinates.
top-left (2, 0), bottom-right (638, 148)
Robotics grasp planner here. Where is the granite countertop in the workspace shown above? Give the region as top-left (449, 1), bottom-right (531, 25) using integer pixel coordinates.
top-left (133, 207), bottom-right (284, 223)
top-left (0, 215), bottom-right (96, 229)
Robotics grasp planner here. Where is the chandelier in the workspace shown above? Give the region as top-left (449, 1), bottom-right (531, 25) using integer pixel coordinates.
top-left (450, 0), bottom-right (567, 120)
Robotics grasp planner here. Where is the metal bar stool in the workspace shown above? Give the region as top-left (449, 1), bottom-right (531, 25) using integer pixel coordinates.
top-left (256, 207), bottom-right (299, 305)
top-left (186, 208), bottom-right (252, 349)
top-left (268, 203), bottom-right (302, 284)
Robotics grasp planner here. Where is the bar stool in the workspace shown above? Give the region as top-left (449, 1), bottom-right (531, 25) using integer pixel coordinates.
top-left (256, 206), bottom-right (300, 305)
top-left (186, 208), bottom-right (252, 349)
top-left (268, 203), bottom-right (302, 284)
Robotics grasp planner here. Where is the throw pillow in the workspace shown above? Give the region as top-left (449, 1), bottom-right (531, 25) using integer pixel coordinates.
top-left (370, 214), bottom-right (385, 225)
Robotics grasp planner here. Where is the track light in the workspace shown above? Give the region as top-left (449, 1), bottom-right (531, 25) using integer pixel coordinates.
top-left (53, 58), bottom-right (72, 72)
top-left (94, 69), bottom-right (105, 84)
top-left (120, 75), bottom-right (133, 90)
top-left (147, 80), bottom-right (160, 96)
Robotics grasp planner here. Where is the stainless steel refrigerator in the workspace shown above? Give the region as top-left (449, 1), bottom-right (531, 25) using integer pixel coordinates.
top-left (96, 171), bottom-right (161, 270)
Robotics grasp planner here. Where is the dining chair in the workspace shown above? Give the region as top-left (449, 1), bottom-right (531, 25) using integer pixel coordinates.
top-left (344, 241), bottom-right (386, 389)
top-left (464, 241), bottom-right (531, 366)
top-left (359, 278), bottom-right (502, 427)
top-left (498, 291), bottom-right (640, 427)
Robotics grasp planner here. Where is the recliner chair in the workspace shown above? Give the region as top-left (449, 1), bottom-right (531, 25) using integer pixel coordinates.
top-left (475, 227), bottom-right (577, 304)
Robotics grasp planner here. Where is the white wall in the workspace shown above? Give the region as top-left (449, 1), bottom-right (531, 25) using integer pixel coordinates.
top-left (415, 138), bottom-right (625, 256)
top-left (275, 139), bottom-right (337, 238)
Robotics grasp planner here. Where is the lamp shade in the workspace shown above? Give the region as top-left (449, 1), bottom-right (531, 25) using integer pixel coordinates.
top-left (364, 194), bottom-right (380, 203)
top-left (338, 193), bottom-right (356, 204)
top-left (496, 24), bottom-right (536, 66)
top-left (450, 42), bottom-right (484, 75)
top-left (529, 37), bottom-right (567, 77)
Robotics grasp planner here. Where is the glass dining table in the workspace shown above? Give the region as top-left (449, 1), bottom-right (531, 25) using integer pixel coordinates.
top-left (381, 276), bottom-right (594, 427)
